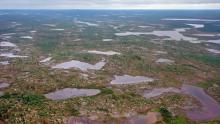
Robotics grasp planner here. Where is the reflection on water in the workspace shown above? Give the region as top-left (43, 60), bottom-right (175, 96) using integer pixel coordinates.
top-left (156, 58), bottom-right (174, 64)
top-left (0, 53), bottom-right (28, 58)
top-left (162, 18), bottom-right (220, 22)
top-left (0, 41), bottom-right (17, 47)
top-left (88, 50), bottom-right (121, 56)
top-left (206, 48), bottom-right (220, 54)
top-left (68, 117), bottom-right (103, 124)
top-left (111, 75), bottom-right (154, 85)
top-left (40, 57), bottom-right (52, 63)
top-left (0, 83), bottom-right (10, 89)
top-left (121, 112), bottom-right (162, 124)
top-left (187, 24), bottom-right (204, 28)
top-left (115, 29), bottom-right (198, 42)
top-left (52, 60), bottom-right (106, 71)
top-left (0, 61), bottom-right (9, 65)
top-left (182, 84), bottom-right (220, 120)
top-left (45, 88), bottom-right (100, 100)
top-left (143, 88), bottom-right (181, 99)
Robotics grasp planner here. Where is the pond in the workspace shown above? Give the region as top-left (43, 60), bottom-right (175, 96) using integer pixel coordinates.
top-left (45, 88), bottom-right (100, 100)
top-left (52, 60), bottom-right (106, 71)
top-left (111, 75), bottom-right (154, 85)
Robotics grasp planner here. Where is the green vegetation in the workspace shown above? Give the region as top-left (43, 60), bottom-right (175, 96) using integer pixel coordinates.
top-left (1, 92), bottom-right (45, 106)
top-left (163, 65), bottom-right (191, 75)
top-left (20, 93), bottom-right (45, 106)
top-left (1, 10), bottom-right (220, 124)
top-left (101, 88), bottom-right (114, 95)
top-left (36, 38), bottom-right (60, 52)
top-left (70, 108), bottom-right (80, 116)
top-left (196, 82), bottom-right (214, 89)
top-left (186, 54), bottom-right (220, 67)
top-left (159, 107), bottom-right (173, 123)
top-left (159, 107), bottom-right (187, 124)
top-left (171, 116), bottom-right (187, 124)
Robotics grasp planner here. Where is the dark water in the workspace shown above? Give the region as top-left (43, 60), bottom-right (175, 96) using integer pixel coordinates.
top-left (182, 84), bottom-right (220, 120)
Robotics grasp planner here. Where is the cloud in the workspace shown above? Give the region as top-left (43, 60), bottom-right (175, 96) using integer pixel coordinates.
top-left (0, 0), bottom-right (220, 9)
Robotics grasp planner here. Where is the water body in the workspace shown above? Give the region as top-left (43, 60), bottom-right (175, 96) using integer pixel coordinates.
top-left (102, 39), bottom-right (113, 42)
top-left (87, 50), bottom-right (121, 56)
top-left (143, 88), bottom-right (181, 99)
top-left (122, 112), bottom-right (162, 124)
top-left (20, 36), bottom-right (33, 39)
top-left (192, 34), bottom-right (217, 37)
top-left (187, 24), bottom-right (204, 28)
top-left (76, 21), bottom-right (99, 27)
top-left (111, 75), bottom-right (154, 85)
top-left (50, 29), bottom-right (64, 31)
top-left (206, 39), bottom-right (220, 44)
top-left (44, 88), bottom-right (100, 100)
top-left (115, 29), bottom-right (220, 44)
top-left (0, 61), bottom-right (9, 65)
top-left (0, 53), bottom-right (28, 58)
top-left (115, 29), bottom-right (198, 42)
top-left (68, 117), bottom-right (103, 124)
top-left (0, 42), bottom-right (17, 47)
top-left (43, 24), bottom-right (56, 27)
top-left (30, 30), bottom-right (37, 33)
top-left (206, 48), bottom-right (220, 54)
top-left (142, 84), bottom-right (220, 120)
top-left (138, 26), bottom-right (151, 28)
top-left (1, 33), bottom-right (16, 36)
top-left (156, 58), bottom-right (174, 64)
top-left (154, 51), bottom-right (167, 55)
top-left (182, 84), bottom-right (220, 121)
top-left (52, 60), bottom-right (106, 71)
top-left (40, 57), bottom-right (52, 63)
top-left (0, 83), bottom-right (10, 89)
top-left (162, 18), bottom-right (220, 22)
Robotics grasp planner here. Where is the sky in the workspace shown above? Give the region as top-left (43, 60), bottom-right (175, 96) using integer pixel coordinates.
top-left (0, 0), bottom-right (220, 9)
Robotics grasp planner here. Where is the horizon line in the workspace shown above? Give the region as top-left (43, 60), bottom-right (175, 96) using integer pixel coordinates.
top-left (1, 8), bottom-right (220, 10)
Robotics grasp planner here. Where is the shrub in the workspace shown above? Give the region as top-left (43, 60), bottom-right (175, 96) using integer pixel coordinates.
top-left (159, 107), bottom-right (172, 123)
top-left (101, 88), bottom-right (114, 95)
top-left (21, 93), bottom-right (45, 106)
top-left (71, 108), bottom-right (80, 116)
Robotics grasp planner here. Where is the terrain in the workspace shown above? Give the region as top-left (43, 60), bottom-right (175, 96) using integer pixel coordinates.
top-left (0, 10), bottom-right (220, 124)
